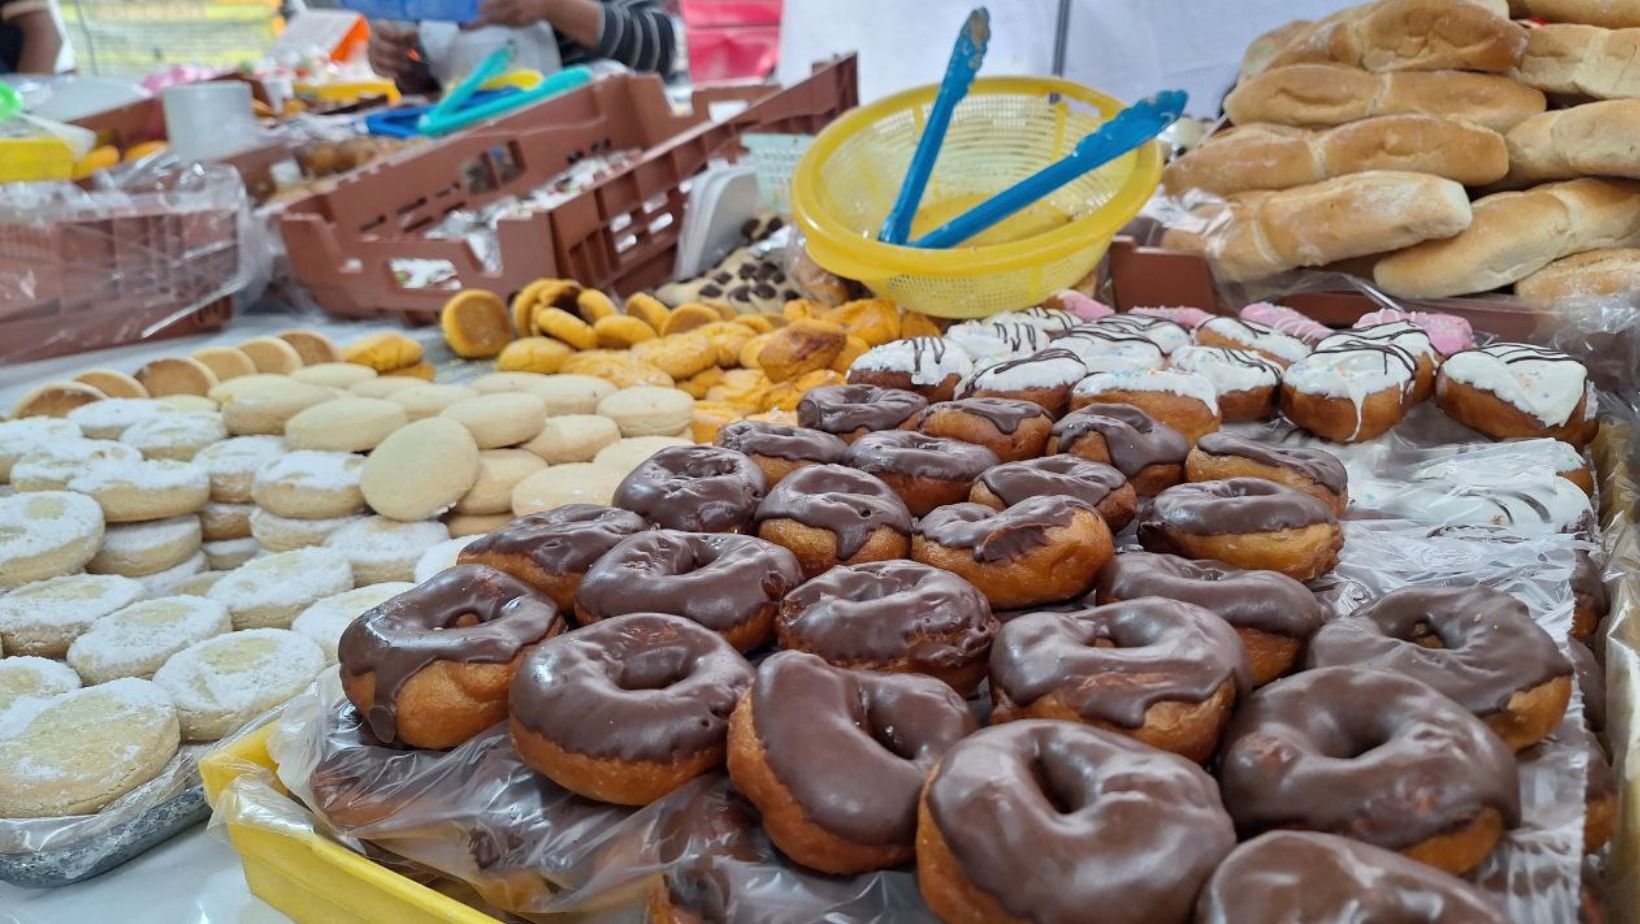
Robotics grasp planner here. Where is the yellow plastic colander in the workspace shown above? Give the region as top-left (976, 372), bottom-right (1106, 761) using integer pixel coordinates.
top-left (793, 75), bottom-right (1163, 318)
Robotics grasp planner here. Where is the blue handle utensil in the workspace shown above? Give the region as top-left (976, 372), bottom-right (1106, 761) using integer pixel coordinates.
top-left (417, 64), bottom-right (593, 137)
top-left (908, 89), bottom-right (1187, 250)
top-left (878, 7), bottom-right (991, 245)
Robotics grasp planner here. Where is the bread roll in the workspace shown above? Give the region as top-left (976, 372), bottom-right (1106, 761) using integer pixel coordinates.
top-left (1163, 116), bottom-right (1509, 196)
top-left (1375, 177), bottom-right (1640, 296)
top-left (1516, 248), bottom-right (1640, 306)
top-left (1242, 0), bottom-right (1525, 77)
top-left (1209, 171), bottom-right (1472, 281)
top-left (1506, 100), bottom-right (1640, 184)
top-left (1511, 23), bottom-right (1640, 98)
top-left (1508, 0), bottom-right (1640, 29)
top-left (1225, 65), bottom-right (1546, 131)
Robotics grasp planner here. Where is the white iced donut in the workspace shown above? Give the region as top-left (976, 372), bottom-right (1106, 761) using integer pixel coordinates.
top-left (65, 398), bottom-right (175, 440)
top-left (252, 450), bottom-right (366, 519)
top-left (1089, 315), bottom-right (1192, 354)
top-left (1280, 344), bottom-right (1416, 443)
top-left (1167, 345), bottom-right (1282, 422)
top-left (1053, 329), bottom-right (1167, 374)
top-left (9, 439), bottom-right (139, 491)
top-left (1436, 343), bottom-right (1597, 448)
top-left (959, 348), bottom-right (1089, 415)
top-left (249, 509), bottom-right (365, 552)
top-left (0, 656), bottom-right (81, 711)
top-left (291, 583), bottom-right (414, 662)
top-left (87, 515), bottom-right (203, 577)
top-left (993, 307), bottom-right (1079, 336)
top-left (846, 338), bottom-right (976, 401)
top-left (0, 417), bottom-right (80, 482)
top-left (1316, 321), bottom-right (1440, 402)
top-left (413, 535), bottom-right (480, 583)
top-left (0, 491), bottom-right (105, 589)
top-left (134, 551), bottom-right (209, 597)
top-left (207, 547), bottom-right (354, 630)
top-left (194, 436), bottom-right (287, 503)
top-left (66, 596), bottom-right (233, 684)
top-left (944, 321), bottom-right (1047, 365)
top-left (321, 516), bottom-right (450, 584)
top-left (152, 629), bottom-right (323, 741)
top-left (1195, 316), bottom-right (1311, 366)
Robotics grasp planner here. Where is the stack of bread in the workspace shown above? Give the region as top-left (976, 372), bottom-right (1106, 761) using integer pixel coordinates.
top-left (1163, 0), bottom-right (1640, 306)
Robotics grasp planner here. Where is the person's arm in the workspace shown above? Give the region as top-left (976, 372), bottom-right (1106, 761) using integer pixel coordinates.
top-left (5, 1), bottom-right (65, 74)
top-left (475, 0), bottom-right (674, 76)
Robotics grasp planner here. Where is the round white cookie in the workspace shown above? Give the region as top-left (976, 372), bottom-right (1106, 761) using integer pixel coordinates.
top-left (0, 417), bottom-right (80, 482)
top-left (207, 547), bottom-right (354, 630)
top-left (249, 508), bottom-right (365, 552)
top-left (442, 512), bottom-right (512, 537)
top-left (218, 377), bottom-right (335, 436)
top-left (152, 629), bottom-right (324, 741)
top-left (455, 449), bottom-right (547, 515)
top-left (10, 439), bottom-right (139, 491)
top-left (348, 376), bottom-right (426, 399)
top-left (361, 418), bottom-right (481, 522)
top-left (67, 596), bottom-right (233, 684)
top-left (592, 436), bottom-right (693, 475)
top-left (194, 436), bottom-right (287, 503)
top-left (252, 450), bottom-right (366, 519)
top-left (524, 374), bottom-right (617, 415)
top-left (441, 393), bottom-right (548, 449)
top-left (290, 583), bottom-right (414, 662)
top-left (512, 463), bottom-right (624, 514)
top-left (118, 412), bottom-right (227, 461)
top-left (284, 398), bottom-right (409, 453)
top-left (413, 535), bottom-right (479, 583)
top-left (200, 501), bottom-right (253, 541)
top-left (87, 515), bottom-right (202, 577)
top-left (0, 657), bottom-right (82, 711)
top-left (0, 491), bottom-right (105, 589)
top-left (159, 395), bottom-right (219, 414)
top-left (0, 573), bottom-right (144, 657)
top-left (203, 537), bottom-right (262, 570)
top-left (597, 386), bottom-right (694, 437)
top-left (170, 571), bottom-right (230, 597)
top-left (521, 414), bottom-right (621, 464)
top-left (65, 398), bottom-right (174, 440)
top-left (290, 362), bottom-right (378, 389)
top-left (134, 551), bottom-right (209, 597)
top-left (69, 458), bottom-right (210, 523)
top-left (388, 384), bottom-right (480, 421)
top-left (0, 678), bottom-right (180, 817)
top-left (322, 516), bottom-right (450, 584)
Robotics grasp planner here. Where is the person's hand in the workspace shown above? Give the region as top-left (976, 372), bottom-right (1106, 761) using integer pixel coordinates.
top-left (366, 21), bottom-right (422, 82)
top-left (474, 0), bottom-right (553, 28)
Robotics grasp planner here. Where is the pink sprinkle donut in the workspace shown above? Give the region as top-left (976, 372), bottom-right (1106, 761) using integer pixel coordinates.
top-left (1130, 306), bottom-right (1215, 329)
top-left (1238, 302), bottom-right (1331, 345)
top-left (1044, 290), bottom-right (1115, 322)
top-left (1353, 309), bottom-right (1474, 356)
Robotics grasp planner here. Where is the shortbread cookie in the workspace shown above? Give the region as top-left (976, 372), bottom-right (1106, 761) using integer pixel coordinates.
top-left (73, 369), bottom-right (147, 399)
top-left (511, 463), bottom-right (624, 514)
top-left (135, 551), bottom-right (208, 596)
top-left (0, 678), bottom-right (180, 816)
top-left (66, 398), bottom-right (174, 440)
top-left (119, 412), bottom-right (227, 460)
top-left (207, 548), bottom-right (354, 629)
top-left (10, 438), bottom-right (139, 491)
top-left (469, 371), bottom-right (554, 394)
top-left (0, 417), bottom-right (79, 482)
top-left (290, 583), bottom-right (414, 662)
top-left (348, 375), bottom-right (426, 399)
top-left (194, 436), bottom-right (286, 503)
top-left (360, 418), bottom-right (481, 521)
top-left (593, 436), bottom-right (693, 475)
top-left (159, 395), bottom-right (219, 413)
top-left (135, 357), bottom-right (219, 397)
top-left (442, 512), bottom-right (512, 537)
top-left (388, 384), bottom-right (480, 421)
top-left (199, 501), bottom-right (253, 540)
top-left (153, 629), bottom-right (323, 741)
top-left (284, 398), bottom-right (408, 453)
top-left (237, 337), bottom-right (305, 374)
top-left (0, 573), bottom-right (143, 656)
top-left (413, 536), bottom-right (479, 582)
top-left (87, 515), bottom-right (202, 577)
top-left (454, 449), bottom-right (547, 515)
top-left (248, 509), bottom-right (364, 552)
top-left (0, 657), bottom-right (81, 711)
top-left (203, 537), bottom-right (262, 570)
top-left (521, 414), bottom-right (621, 463)
top-left (279, 330), bottom-right (342, 366)
top-left (67, 596), bottom-right (233, 684)
top-left (597, 386), bottom-right (694, 437)
top-left (217, 376), bottom-right (334, 436)
top-left (527, 374), bottom-right (617, 415)
top-left (251, 450), bottom-right (366, 519)
top-left (0, 491), bottom-right (104, 589)
top-left (441, 393), bottom-right (547, 449)
top-left (13, 381), bottom-right (104, 418)
top-left (190, 347), bottom-right (258, 383)
top-left (322, 516), bottom-right (449, 584)
top-left (170, 571), bottom-right (230, 597)
top-left (291, 363), bottom-right (377, 389)
top-left (69, 458), bottom-right (210, 522)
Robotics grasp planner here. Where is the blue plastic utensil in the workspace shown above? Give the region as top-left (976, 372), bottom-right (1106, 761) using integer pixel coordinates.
top-left (908, 89), bottom-right (1188, 250)
top-left (417, 65), bottom-right (593, 137)
top-left (877, 7), bottom-right (990, 246)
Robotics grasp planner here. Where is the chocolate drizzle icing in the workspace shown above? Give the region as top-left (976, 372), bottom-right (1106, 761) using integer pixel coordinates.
top-left (1050, 403), bottom-right (1189, 476)
top-left (776, 559), bottom-right (995, 672)
top-left (1094, 551), bottom-right (1325, 639)
top-left (753, 464), bottom-right (911, 558)
top-left (917, 496), bottom-right (1094, 562)
top-left (714, 421), bottom-right (848, 464)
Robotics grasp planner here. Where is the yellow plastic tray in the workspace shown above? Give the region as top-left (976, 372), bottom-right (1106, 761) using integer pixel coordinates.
top-left (201, 725), bottom-right (490, 924)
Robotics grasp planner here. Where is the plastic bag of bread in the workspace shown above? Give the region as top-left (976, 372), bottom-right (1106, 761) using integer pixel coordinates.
top-left (1241, 0), bottom-right (1526, 77)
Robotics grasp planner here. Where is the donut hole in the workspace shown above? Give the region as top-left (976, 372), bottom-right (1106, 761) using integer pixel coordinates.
top-left (615, 648), bottom-right (694, 692)
top-left (1028, 754), bottom-right (1088, 815)
top-left (1409, 621), bottom-right (1446, 649)
top-left (859, 703), bottom-right (921, 761)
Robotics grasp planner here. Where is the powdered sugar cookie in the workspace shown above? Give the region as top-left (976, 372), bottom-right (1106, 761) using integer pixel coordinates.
top-left (69, 458), bottom-right (210, 522)
top-left (1071, 369), bottom-right (1221, 442)
top-left (13, 382), bottom-right (104, 418)
top-left (217, 376), bottom-right (334, 436)
top-left (134, 551), bottom-right (208, 596)
top-left (455, 449), bottom-right (547, 515)
top-left (596, 387), bottom-right (694, 438)
top-left (0, 573), bottom-right (142, 656)
top-left (66, 596), bottom-right (233, 684)
top-left (0, 657), bottom-right (81, 710)
top-left (278, 330), bottom-right (341, 366)
top-left (521, 414), bottom-right (621, 463)
top-left (119, 412), bottom-right (226, 460)
top-left (441, 393), bottom-right (548, 448)
top-left (73, 369), bottom-right (147, 399)
top-left (592, 435), bottom-right (694, 474)
top-left (200, 501), bottom-right (252, 541)
top-left (469, 371), bottom-right (551, 394)
top-left (170, 571), bottom-right (229, 596)
top-left (389, 384), bottom-right (480, 421)
top-left (0, 417), bottom-right (79, 482)
top-left (360, 418), bottom-right (481, 522)
top-left (291, 583), bottom-right (414, 662)
top-left (159, 395), bottom-right (218, 413)
top-left (248, 509), bottom-right (364, 552)
top-left (322, 516), bottom-right (450, 584)
top-left (204, 537), bottom-right (261, 570)
top-left (10, 438), bottom-right (140, 491)
top-left (442, 512), bottom-right (511, 537)
top-left (291, 363), bottom-right (377, 389)
top-left (195, 436), bottom-right (286, 503)
top-left (87, 515), bottom-right (202, 577)
top-left (237, 337), bottom-right (305, 374)
top-left (348, 375), bottom-right (426, 399)
top-left (154, 628), bottom-right (323, 740)
top-left (511, 463), bottom-right (624, 514)
top-left (0, 678), bottom-right (180, 816)
top-left (135, 357), bottom-right (219, 397)
top-left (252, 450), bottom-right (365, 518)
top-left (190, 347), bottom-right (259, 383)
top-left (284, 398), bottom-right (408, 453)
top-left (0, 491), bottom-right (104, 589)
top-left (413, 536), bottom-right (479, 582)
top-left (525, 374), bottom-right (617, 415)
top-left (66, 398), bottom-right (174, 440)
top-left (208, 547), bottom-right (354, 629)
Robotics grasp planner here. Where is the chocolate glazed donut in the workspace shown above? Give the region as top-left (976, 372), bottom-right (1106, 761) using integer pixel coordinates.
top-left (509, 613), bottom-right (753, 805)
top-left (339, 565), bottom-right (565, 749)
top-left (917, 721), bottom-right (1236, 924)
top-left (776, 559), bottom-right (997, 693)
top-left (1140, 477), bottom-right (1343, 581)
top-left (725, 651), bottom-right (975, 874)
top-left (1094, 552), bottom-right (1326, 685)
top-left (712, 420), bottom-right (848, 487)
top-left (913, 496), bottom-right (1114, 609)
top-left (909, 397), bottom-right (1055, 462)
top-left (1219, 666), bottom-right (1521, 875)
top-left (844, 430), bottom-right (999, 517)
top-left (1045, 402), bottom-right (1188, 496)
top-left (1307, 586), bottom-right (1572, 751)
top-left (613, 445), bottom-right (767, 533)
top-left (1573, 550), bottom-right (1609, 642)
top-left (988, 598), bottom-right (1250, 762)
top-left (796, 384), bottom-right (928, 443)
top-left (457, 504), bottom-right (648, 610)
top-left (1186, 432), bottom-right (1348, 515)
top-left (1194, 831), bottom-right (1507, 924)
top-left (575, 530), bottom-right (802, 652)
top-left (753, 464), bottom-right (912, 578)
top-left (970, 454), bottom-right (1138, 531)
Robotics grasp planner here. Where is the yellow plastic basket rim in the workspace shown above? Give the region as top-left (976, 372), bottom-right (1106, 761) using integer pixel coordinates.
top-left (792, 74), bottom-right (1162, 281)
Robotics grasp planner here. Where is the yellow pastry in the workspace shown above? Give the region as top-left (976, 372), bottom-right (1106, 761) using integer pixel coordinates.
top-left (901, 311), bottom-right (944, 339)
top-left (660, 303), bottom-right (722, 336)
top-left (625, 292), bottom-right (672, 332)
top-left (705, 368), bottom-right (772, 411)
top-left (496, 337), bottom-right (574, 374)
top-left (344, 332), bottom-right (423, 372)
top-left (440, 289), bottom-right (513, 359)
top-left (824, 298), bottom-right (901, 346)
top-left (396, 362), bottom-right (437, 381)
top-left (783, 299), bottom-right (823, 323)
top-left (755, 319), bottom-right (847, 382)
top-left (690, 401), bottom-right (746, 443)
top-left (632, 333), bottom-right (717, 380)
top-left (512, 279), bottom-right (582, 335)
top-left (576, 289), bottom-right (620, 323)
top-left (832, 334), bottom-right (871, 372)
top-left (733, 314), bottom-right (777, 334)
top-left (533, 307), bottom-right (598, 351)
top-left (593, 315), bottom-right (658, 349)
top-left (680, 366), bottom-right (727, 399)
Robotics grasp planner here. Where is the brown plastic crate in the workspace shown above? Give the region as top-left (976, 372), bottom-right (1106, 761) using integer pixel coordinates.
top-left (280, 55), bottom-right (859, 323)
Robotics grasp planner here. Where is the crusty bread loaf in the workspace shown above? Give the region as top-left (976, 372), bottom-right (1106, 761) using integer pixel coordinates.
top-left (1374, 177), bottom-right (1640, 296)
top-left (1208, 171), bottom-right (1472, 281)
top-left (1516, 248), bottom-right (1640, 306)
top-left (1511, 23), bottom-right (1640, 98)
top-left (1163, 115), bottom-right (1509, 196)
top-left (1225, 65), bottom-right (1546, 131)
top-left (1242, 0), bottom-right (1525, 76)
top-left (1508, 0), bottom-right (1640, 29)
top-left (1506, 99), bottom-right (1640, 183)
